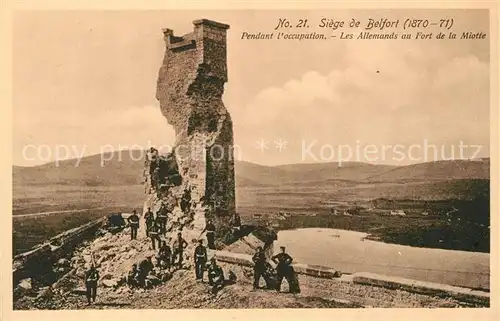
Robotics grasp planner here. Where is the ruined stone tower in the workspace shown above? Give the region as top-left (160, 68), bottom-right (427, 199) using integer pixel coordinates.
top-left (143, 19), bottom-right (236, 247)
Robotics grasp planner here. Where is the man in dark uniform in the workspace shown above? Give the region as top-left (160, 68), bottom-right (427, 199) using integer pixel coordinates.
top-left (252, 246), bottom-right (267, 290)
top-left (203, 219), bottom-right (216, 250)
top-left (149, 219), bottom-right (162, 250)
top-left (194, 239), bottom-right (208, 281)
top-left (152, 166), bottom-right (161, 190)
top-left (85, 264), bottom-right (99, 305)
top-left (157, 241), bottom-right (172, 271)
top-left (156, 203), bottom-right (168, 233)
top-left (272, 246), bottom-right (299, 293)
top-left (127, 264), bottom-right (140, 288)
top-left (172, 232), bottom-right (188, 269)
top-left (128, 210), bottom-right (140, 240)
top-left (231, 213), bottom-right (242, 236)
top-left (138, 256), bottom-right (155, 288)
top-left (207, 257), bottom-right (225, 294)
top-left (144, 207), bottom-right (154, 237)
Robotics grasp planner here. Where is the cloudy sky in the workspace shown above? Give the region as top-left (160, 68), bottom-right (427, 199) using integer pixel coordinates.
top-left (13, 9), bottom-right (490, 166)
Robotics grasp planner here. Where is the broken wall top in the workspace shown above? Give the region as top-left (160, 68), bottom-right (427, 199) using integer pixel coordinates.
top-left (161, 19), bottom-right (230, 82)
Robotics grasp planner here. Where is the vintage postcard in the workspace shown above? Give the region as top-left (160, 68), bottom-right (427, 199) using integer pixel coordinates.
top-left (2, 0), bottom-right (498, 320)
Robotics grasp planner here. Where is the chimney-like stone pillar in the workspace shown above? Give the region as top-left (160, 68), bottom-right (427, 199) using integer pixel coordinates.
top-left (147, 19), bottom-right (235, 248)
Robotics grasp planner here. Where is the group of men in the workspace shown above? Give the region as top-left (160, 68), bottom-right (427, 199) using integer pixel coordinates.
top-left (126, 255), bottom-right (168, 289)
top-left (193, 239), bottom-right (227, 294)
top-left (128, 206), bottom-right (242, 252)
top-left (83, 208), bottom-right (298, 305)
top-left (122, 237), bottom-right (226, 295)
top-left (252, 245), bottom-right (300, 293)
top-left (126, 206), bottom-right (172, 250)
top-left (193, 238), bottom-right (299, 294)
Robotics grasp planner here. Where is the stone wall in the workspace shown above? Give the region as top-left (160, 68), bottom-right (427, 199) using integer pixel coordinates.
top-left (13, 218), bottom-right (106, 287)
top-left (213, 251), bottom-right (490, 306)
top-left (146, 19), bottom-right (235, 245)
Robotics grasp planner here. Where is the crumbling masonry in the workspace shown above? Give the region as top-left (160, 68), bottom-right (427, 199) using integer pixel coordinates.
top-left (143, 19), bottom-right (236, 246)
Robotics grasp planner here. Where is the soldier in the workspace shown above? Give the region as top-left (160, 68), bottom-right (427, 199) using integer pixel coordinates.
top-left (172, 232), bottom-right (188, 269)
top-left (144, 207), bottom-right (154, 237)
top-left (252, 246), bottom-right (267, 290)
top-left (84, 264), bottom-right (99, 305)
top-left (194, 239), bottom-right (208, 281)
top-left (138, 256), bottom-right (155, 288)
top-left (231, 213), bottom-right (242, 235)
top-left (156, 203), bottom-right (168, 233)
top-left (207, 257), bottom-right (225, 294)
top-left (149, 219), bottom-right (162, 250)
top-left (145, 270), bottom-right (161, 289)
top-left (180, 189), bottom-right (192, 213)
top-left (272, 246), bottom-right (299, 293)
top-left (203, 219), bottom-right (216, 250)
top-left (157, 240), bottom-right (172, 271)
top-left (127, 264), bottom-right (140, 288)
top-left (128, 210), bottom-right (140, 240)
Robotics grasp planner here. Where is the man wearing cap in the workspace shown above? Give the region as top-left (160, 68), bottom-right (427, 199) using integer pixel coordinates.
top-left (156, 203), bottom-right (168, 233)
top-left (230, 213), bottom-right (242, 236)
top-left (172, 232), bottom-right (188, 269)
top-left (138, 256), bottom-right (155, 288)
top-left (127, 264), bottom-right (140, 288)
top-left (128, 210), bottom-right (140, 240)
top-left (157, 240), bottom-right (172, 271)
top-left (149, 219), bottom-right (162, 250)
top-left (272, 246), bottom-right (297, 293)
top-left (202, 219), bottom-right (216, 250)
top-left (252, 246), bottom-right (267, 290)
top-left (194, 239), bottom-right (208, 281)
top-left (84, 264), bottom-right (99, 305)
top-left (207, 257), bottom-right (225, 294)
top-left (144, 207), bottom-right (154, 237)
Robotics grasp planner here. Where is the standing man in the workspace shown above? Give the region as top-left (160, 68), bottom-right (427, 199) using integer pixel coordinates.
top-left (194, 239), bottom-right (208, 281)
top-left (252, 246), bottom-right (267, 290)
top-left (149, 219), bottom-right (162, 250)
top-left (272, 246), bottom-right (296, 293)
top-left (156, 203), bottom-right (168, 233)
top-left (85, 264), bottom-right (99, 305)
top-left (231, 213), bottom-right (242, 236)
top-left (203, 219), bottom-right (216, 250)
top-left (157, 240), bottom-right (172, 271)
top-left (144, 207), bottom-right (154, 237)
top-left (128, 210), bottom-right (140, 240)
top-left (172, 232), bottom-right (188, 269)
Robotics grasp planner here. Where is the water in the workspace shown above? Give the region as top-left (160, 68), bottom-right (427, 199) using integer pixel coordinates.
top-left (275, 228), bottom-right (489, 290)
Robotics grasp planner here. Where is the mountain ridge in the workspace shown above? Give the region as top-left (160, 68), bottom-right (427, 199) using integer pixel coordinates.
top-left (12, 151), bottom-right (490, 188)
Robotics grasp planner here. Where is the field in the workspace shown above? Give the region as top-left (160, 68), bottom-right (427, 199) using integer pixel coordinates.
top-left (12, 184), bottom-right (144, 255)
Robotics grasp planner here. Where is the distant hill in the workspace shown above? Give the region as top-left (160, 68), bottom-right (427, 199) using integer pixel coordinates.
top-left (13, 151), bottom-right (490, 193)
top-left (366, 159), bottom-right (490, 182)
top-left (13, 151), bottom-right (146, 187)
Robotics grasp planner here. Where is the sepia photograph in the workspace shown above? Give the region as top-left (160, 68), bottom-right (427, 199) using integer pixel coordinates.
top-left (6, 6), bottom-right (495, 313)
